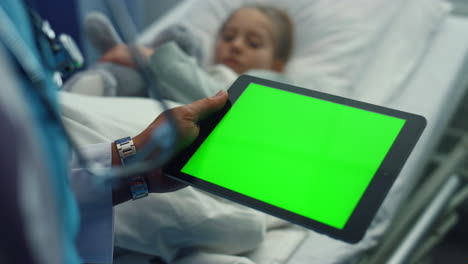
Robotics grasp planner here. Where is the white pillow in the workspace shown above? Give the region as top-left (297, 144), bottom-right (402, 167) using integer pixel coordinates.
top-left (354, 0), bottom-right (451, 105)
top-left (139, 0), bottom-right (450, 102)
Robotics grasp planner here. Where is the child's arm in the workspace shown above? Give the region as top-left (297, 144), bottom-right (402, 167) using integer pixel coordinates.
top-left (148, 42), bottom-right (237, 104)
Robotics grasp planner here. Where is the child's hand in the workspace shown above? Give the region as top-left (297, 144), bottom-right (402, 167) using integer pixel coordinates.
top-left (99, 44), bottom-right (154, 68)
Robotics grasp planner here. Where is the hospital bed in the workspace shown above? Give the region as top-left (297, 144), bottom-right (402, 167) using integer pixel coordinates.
top-left (60, 0), bottom-right (468, 263)
top-left (354, 15), bottom-right (468, 264)
top-left (287, 14), bottom-right (468, 264)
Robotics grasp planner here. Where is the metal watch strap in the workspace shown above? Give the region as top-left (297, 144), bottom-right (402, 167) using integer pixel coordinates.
top-left (114, 137), bottom-right (148, 200)
top-left (115, 136), bottom-right (136, 162)
top-left (128, 174), bottom-right (149, 200)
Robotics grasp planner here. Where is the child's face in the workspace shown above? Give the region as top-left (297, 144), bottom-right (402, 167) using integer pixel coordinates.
top-left (214, 8), bottom-right (282, 74)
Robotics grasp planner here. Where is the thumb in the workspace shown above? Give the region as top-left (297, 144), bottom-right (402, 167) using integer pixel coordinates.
top-left (188, 90), bottom-right (229, 121)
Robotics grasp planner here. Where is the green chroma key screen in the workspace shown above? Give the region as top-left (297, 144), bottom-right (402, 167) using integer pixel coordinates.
top-left (182, 83), bottom-right (406, 229)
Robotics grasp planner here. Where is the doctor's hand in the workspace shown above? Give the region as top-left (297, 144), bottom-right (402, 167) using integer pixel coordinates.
top-left (136, 90), bottom-right (229, 153)
top-left (112, 91), bottom-right (229, 204)
top-left (135, 90), bottom-right (228, 192)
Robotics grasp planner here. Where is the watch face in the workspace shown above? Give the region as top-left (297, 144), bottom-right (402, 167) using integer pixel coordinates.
top-left (115, 137), bottom-right (132, 144)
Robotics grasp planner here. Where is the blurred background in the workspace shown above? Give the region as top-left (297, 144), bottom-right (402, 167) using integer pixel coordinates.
top-left (34, 0), bottom-right (467, 263)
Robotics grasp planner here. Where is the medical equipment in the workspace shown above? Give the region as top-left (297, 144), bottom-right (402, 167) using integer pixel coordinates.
top-left (28, 8), bottom-right (83, 80)
top-left (0, 0), bottom-right (180, 188)
top-left (164, 75), bottom-right (426, 243)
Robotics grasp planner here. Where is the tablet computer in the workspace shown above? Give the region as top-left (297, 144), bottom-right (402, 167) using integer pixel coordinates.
top-left (164, 75), bottom-right (426, 243)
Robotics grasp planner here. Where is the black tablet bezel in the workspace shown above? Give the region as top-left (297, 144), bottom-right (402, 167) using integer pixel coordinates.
top-left (163, 75), bottom-right (426, 243)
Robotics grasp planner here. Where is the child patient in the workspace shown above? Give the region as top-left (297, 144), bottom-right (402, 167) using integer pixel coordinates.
top-left (214, 5), bottom-right (293, 74)
top-left (65, 5), bottom-right (294, 105)
top-left (66, 6), bottom-right (298, 264)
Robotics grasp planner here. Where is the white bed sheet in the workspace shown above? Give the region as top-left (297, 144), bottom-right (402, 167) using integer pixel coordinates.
top-left (287, 14), bottom-right (468, 264)
top-left (58, 12), bottom-right (468, 264)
